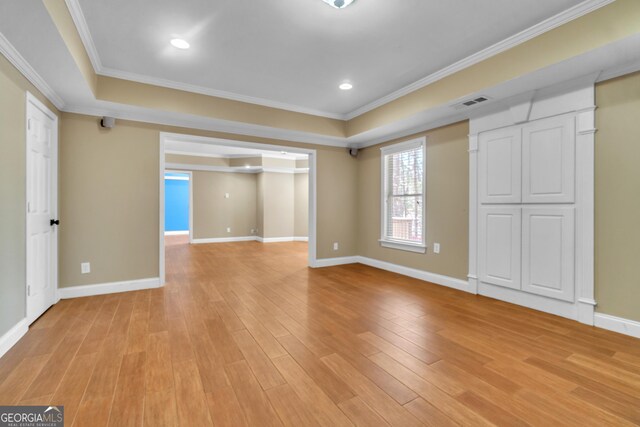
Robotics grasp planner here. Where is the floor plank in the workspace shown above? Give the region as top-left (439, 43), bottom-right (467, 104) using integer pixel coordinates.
top-left (0, 238), bottom-right (638, 426)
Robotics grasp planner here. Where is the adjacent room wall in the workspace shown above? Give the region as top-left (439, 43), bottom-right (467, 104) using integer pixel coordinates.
top-left (295, 173), bottom-right (309, 237)
top-left (595, 71), bottom-right (640, 322)
top-left (191, 171), bottom-right (258, 239)
top-left (0, 55), bottom-right (59, 337)
top-left (357, 121), bottom-right (469, 281)
top-left (261, 173), bottom-right (295, 238)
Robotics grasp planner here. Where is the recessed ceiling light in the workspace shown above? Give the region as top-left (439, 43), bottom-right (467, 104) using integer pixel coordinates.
top-left (280, 151), bottom-right (287, 154)
top-left (322, 0), bottom-right (356, 9)
top-left (170, 38), bottom-right (190, 49)
top-left (339, 82), bottom-right (353, 91)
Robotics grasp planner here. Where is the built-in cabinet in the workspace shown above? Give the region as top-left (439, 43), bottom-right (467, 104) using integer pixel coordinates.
top-left (478, 114), bottom-right (576, 302)
top-left (469, 82), bottom-right (596, 324)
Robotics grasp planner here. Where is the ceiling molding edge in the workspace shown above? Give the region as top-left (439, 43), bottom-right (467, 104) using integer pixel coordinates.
top-left (62, 103), bottom-right (349, 148)
top-left (165, 162), bottom-right (308, 175)
top-left (0, 31), bottom-right (66, 110)
top-left (64, 0), bottom-right (345, 121)
top-left (97, 66), bottom-right (347, 120)
top-left (342, 0), bottom-right (616, 120)
top-left (62, 0), bottom-right (615, 124)
top-left (64, 0), bottom-right (102, 72)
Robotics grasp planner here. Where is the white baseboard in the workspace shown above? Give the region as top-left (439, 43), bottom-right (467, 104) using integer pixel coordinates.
top-left (293, 236), bottom-right (309, 242)
top-left (478, 281), bottom-right (578, 321)
top-left (356, 256), bottom-right (471, 293)
top-left (594, 313), bottom-right (640, 339)
top-left (58, 277), bottom-right (161, 299)
top-left (164, 230), bottom-right (189, 236)
top-left (311, 256), bottom-right (359, 268)
top-left (0, 318), bottom-right (28, 359)
top-left (191, 236), bottom-right (257, 244)
top-left (256, 236), bottom-right (299, 243)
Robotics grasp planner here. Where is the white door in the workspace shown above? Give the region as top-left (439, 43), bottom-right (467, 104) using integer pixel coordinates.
top-left (522, 115), bottom-right (575, 204)
top-left (26, 94), bottom-right (58, 324)
top-left (479, 206), bottom-right (521, 290)
top-left (479, 127), bottom-right (522, 204)
top-left (522, 207), bottom-right (575, 302)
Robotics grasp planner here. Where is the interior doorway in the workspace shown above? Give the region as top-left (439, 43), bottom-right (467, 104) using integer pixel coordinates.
top-left (164, 171), bottom-right (192, 243)
top-left (158, 133), bottom-right (317, 285)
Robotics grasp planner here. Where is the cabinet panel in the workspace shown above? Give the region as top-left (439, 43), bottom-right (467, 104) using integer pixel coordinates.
top-left (522, 207), bottom-right (575, 302)
top-left (522, 116), bottom-right (575, 203)
top-left (479, 127), bottom-right (521, 204)
top-left (479, 207), bottom-right (521, 290)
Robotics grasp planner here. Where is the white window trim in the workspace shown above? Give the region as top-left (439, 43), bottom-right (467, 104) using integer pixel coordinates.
top-left (380, 136), bottom-right (427, 253)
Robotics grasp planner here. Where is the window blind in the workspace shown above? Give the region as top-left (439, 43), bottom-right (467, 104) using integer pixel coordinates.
top-left (383, 143), bottom-right (424, 244)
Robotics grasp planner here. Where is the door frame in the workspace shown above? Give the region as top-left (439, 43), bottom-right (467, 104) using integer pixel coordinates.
top-left (25, 92), bottom-right (59, 324)
top-left (158, 132), bottom-right (318, 285)
top-left (163, 170), bottom-right (193, 242)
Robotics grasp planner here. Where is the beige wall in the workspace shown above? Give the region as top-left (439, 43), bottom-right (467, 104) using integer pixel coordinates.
top-left (192, 171), bottom-right (257, 239)
top-left (595, 72), bottom-right (640, 322)
top-left (0, 55), bottom-right (60, 336)
top-left (357, 121), bottom-right (469, 280)
top-left (60, 114), bottom-right (159, 287)
top-left (57, 113), bottom-right (356, 290)
top-left (262, 157), bottom-right (296, 168)
top-left (166, 154), bottom-right (229, 167)
top-left (295, 174), bottom-right (309, 237)
top-left (261, 173), bottom-right (295, 238)
top-left (229, 157), bottom-right (262, 167)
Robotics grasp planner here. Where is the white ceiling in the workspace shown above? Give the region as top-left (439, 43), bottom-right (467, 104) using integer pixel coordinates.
top-left (165, 140), bottom-right (309, 160)
top-left (76, 0), bottom-right (584, 117)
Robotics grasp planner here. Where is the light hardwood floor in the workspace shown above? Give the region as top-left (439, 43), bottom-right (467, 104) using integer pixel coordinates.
top-left (1, 237), bottom-right (639, 426)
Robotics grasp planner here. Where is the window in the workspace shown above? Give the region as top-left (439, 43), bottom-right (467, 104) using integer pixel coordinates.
top-left (380, 137), bottom-right (426, 253)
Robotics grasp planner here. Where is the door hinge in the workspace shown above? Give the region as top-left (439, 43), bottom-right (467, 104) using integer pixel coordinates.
top-left (27, 118), bottom-right (31, 131)
top-left (27, 285), bottom-right (31, 297)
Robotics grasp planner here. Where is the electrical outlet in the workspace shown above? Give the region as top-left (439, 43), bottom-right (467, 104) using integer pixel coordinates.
top-left (251, 229), bottom-right (255, 234)
top-left (333, 242), bottom-right (339, 251)
top-left (226, 227), bottom-right (231, 233)
top-left (433, 243), bottom-right (440, 254)
top-left (224, 193), bottom-right (230, 199)
top-left (81, 262), bottom-right (91, 274)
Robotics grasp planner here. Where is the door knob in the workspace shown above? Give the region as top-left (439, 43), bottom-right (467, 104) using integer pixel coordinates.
top-left (50, 219), bottom-right (60, 226)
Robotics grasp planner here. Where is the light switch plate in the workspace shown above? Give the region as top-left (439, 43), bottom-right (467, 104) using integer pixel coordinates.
top-left (224, 193), bottom-right (230, 199)
top-left (433, 243), bottom-right (440, 254)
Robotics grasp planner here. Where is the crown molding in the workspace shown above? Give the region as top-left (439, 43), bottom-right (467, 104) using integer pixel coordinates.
top-left (342, 0), bottom-right (616, 120)
top-left (0, 32), bottom-right (65, 110)
top-left (97, 66), bottom-right (347, 120)
top-left (64, 0), bottom-right (615, 123)
top-left (64, 0), bottom-right (345, 121)
top-left (64, 0), bottom-right (102, 72)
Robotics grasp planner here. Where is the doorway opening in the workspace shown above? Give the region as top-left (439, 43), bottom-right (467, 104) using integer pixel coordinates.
top-left (159, 133), bottom-right (317, 285)
top-left (164, 171), bottom-right (192, 245)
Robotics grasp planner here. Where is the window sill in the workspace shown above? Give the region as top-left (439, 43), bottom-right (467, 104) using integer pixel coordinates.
top-left (379, 239), bottom-right (427, 254)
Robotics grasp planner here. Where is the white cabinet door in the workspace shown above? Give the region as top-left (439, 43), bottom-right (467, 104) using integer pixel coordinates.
top-left (522, 115), bottom-right (575, 203)
top-left (522, 207), bottom-right (575, 302)
top-left (479, 127), bottom-right (522, 204)
top-left (479, 207), bottom-right (521, 290)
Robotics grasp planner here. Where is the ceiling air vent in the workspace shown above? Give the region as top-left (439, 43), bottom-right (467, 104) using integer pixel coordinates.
top-left (452, 95), bottom-right (492, 110)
